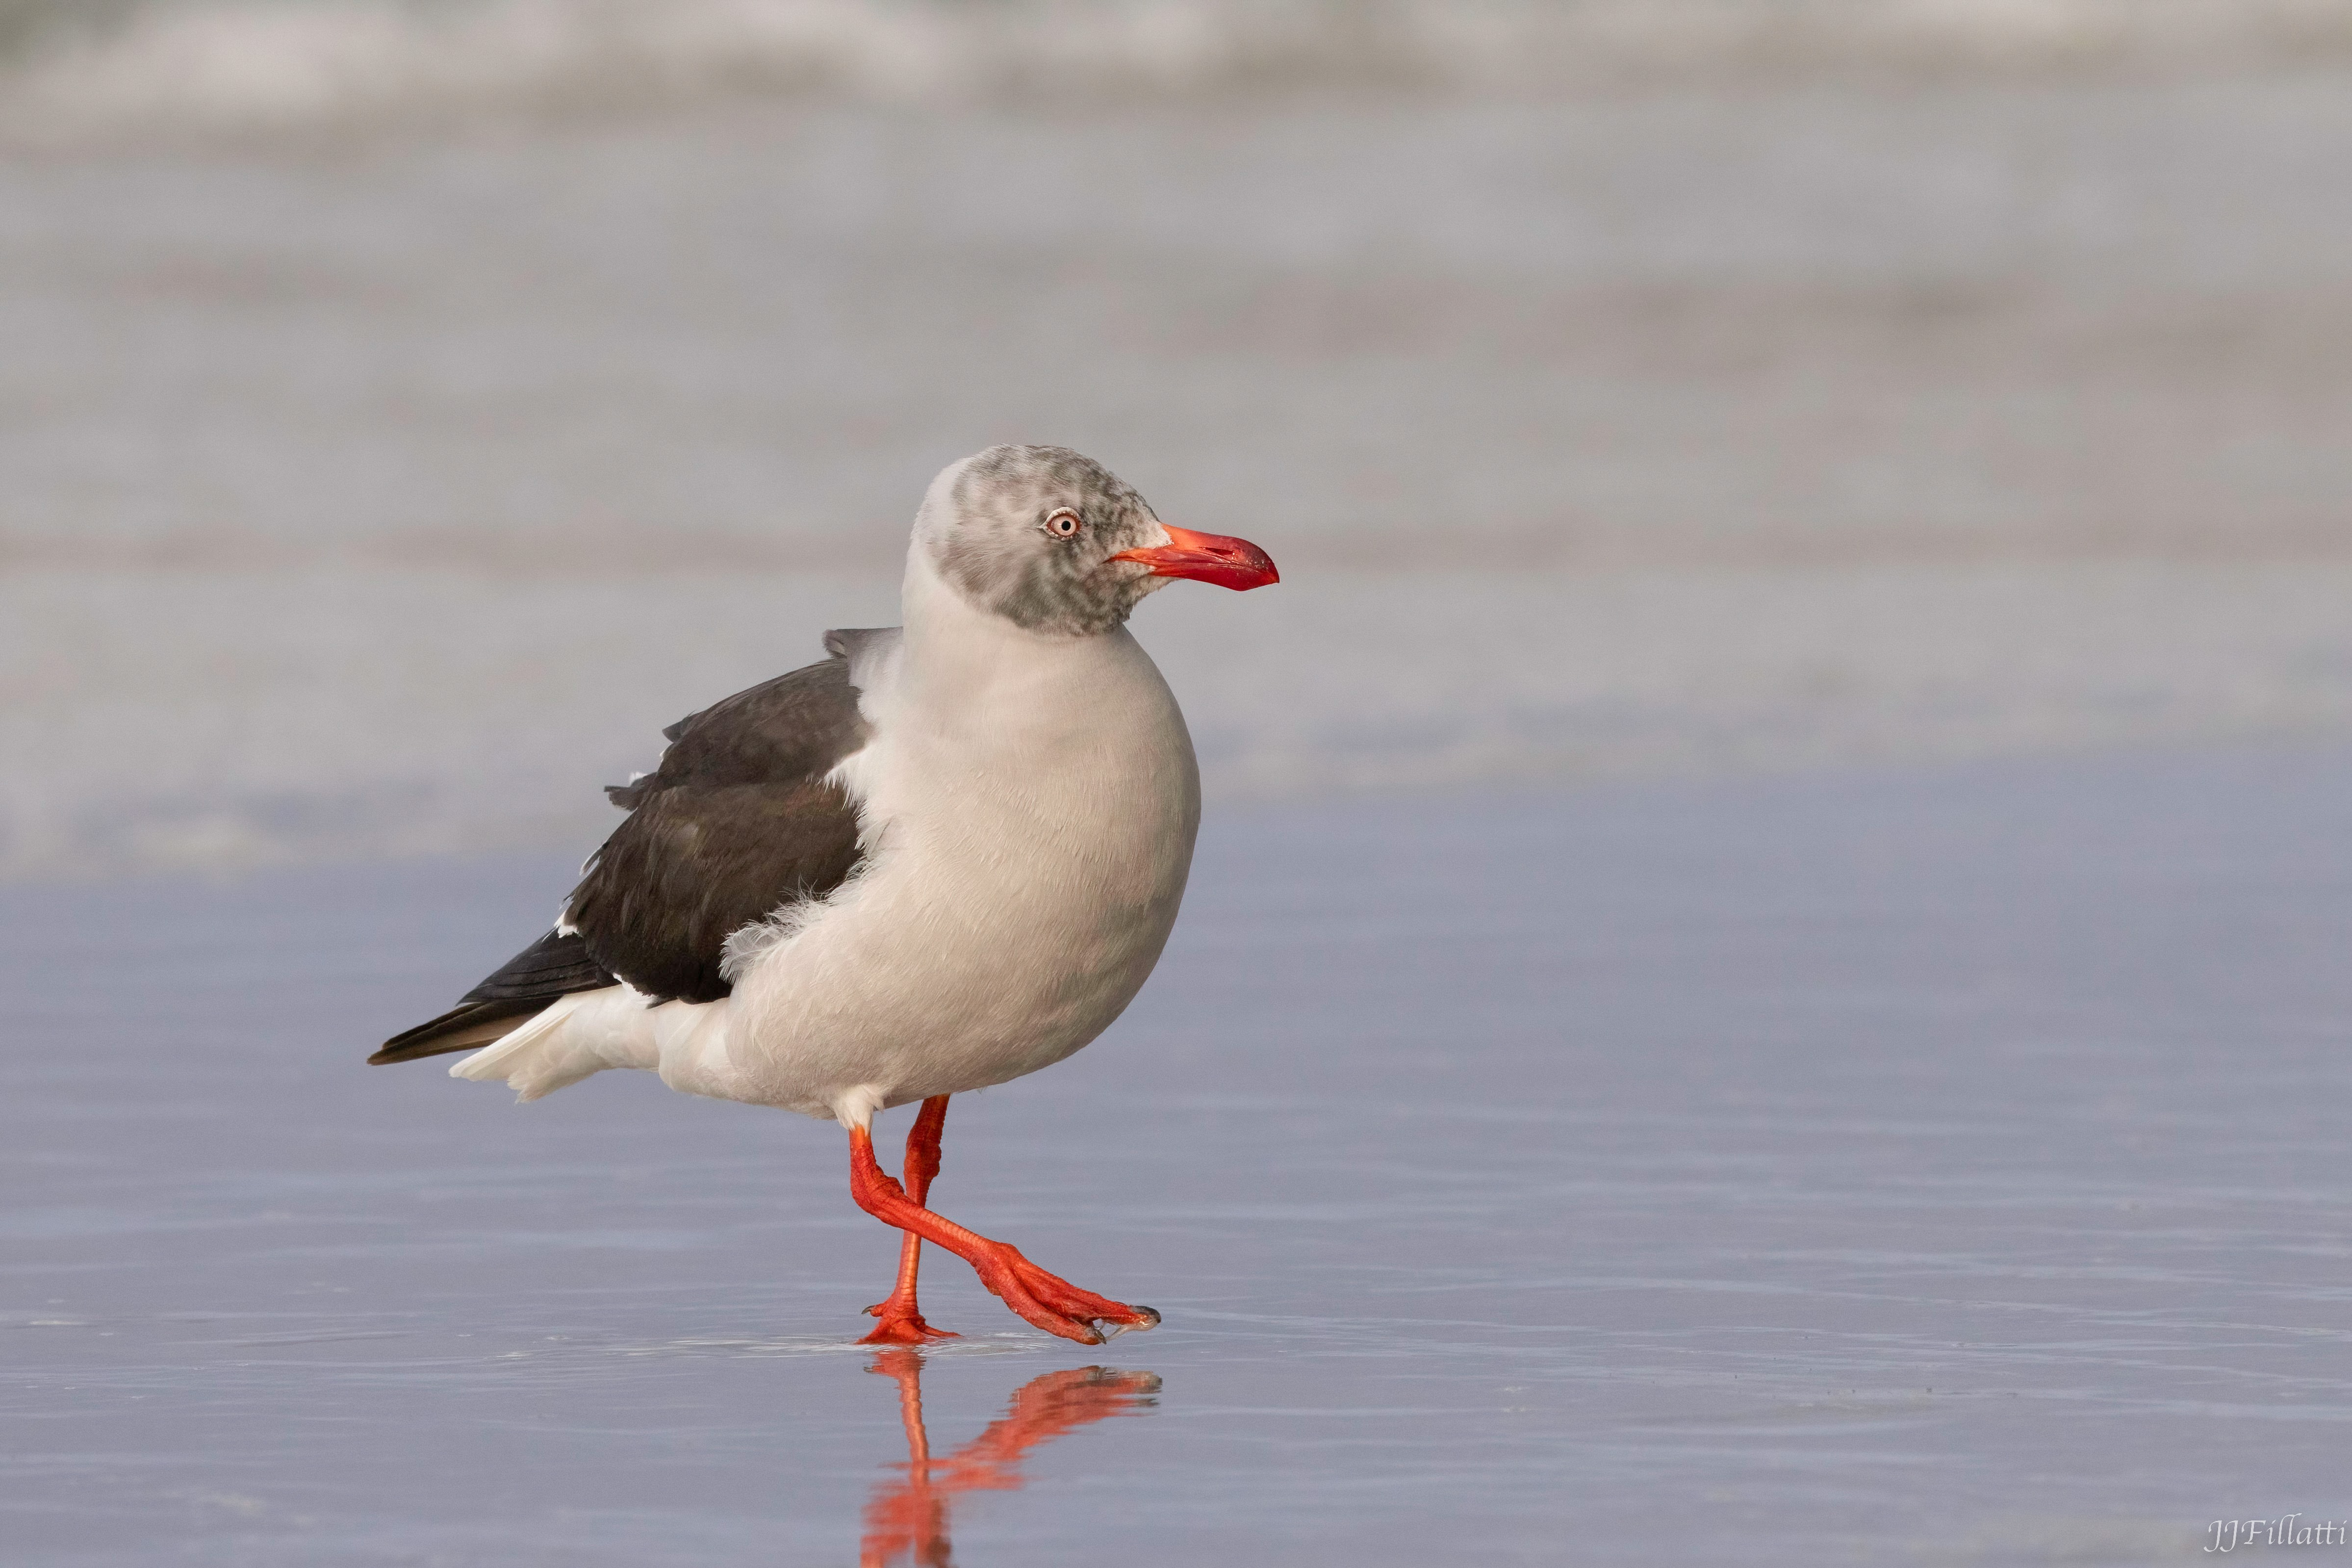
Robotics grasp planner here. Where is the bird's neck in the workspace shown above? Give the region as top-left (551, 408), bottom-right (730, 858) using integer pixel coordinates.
top-left (895, 544), bottom-right (1129, 716)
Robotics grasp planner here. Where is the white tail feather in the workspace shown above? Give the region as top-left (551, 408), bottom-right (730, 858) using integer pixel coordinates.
top-left (449, 993), bottom-right (601, 1101)
top-left (449, 986), bottom-right (734, 1104)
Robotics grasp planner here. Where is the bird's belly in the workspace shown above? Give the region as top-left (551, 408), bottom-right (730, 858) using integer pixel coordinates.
top-left (722, 792), bottom-right (1197, 1117)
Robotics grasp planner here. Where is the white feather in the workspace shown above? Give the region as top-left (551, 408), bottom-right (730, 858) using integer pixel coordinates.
top-left (449, 985), bottom-right (733, 1104)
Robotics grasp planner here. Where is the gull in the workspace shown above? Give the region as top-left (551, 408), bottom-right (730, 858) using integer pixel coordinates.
top-left (371, 445), bottom-right (1278, 1345)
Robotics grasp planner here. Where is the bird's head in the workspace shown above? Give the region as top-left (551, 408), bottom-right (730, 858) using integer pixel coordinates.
top-left (916, 445), bottom-right (1278, 637)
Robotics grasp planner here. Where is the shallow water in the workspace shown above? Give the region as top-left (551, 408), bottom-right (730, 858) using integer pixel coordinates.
top-left (7, 742), bottom-right (2351, 1563)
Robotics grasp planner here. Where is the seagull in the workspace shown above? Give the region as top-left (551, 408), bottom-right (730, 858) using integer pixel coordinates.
top-left (370, 445), bottom-right (1278, 1346)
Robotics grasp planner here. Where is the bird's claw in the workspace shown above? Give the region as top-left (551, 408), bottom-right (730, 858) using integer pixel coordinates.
top-left (1095, 1306), bottom-right (1160, 1340)
top-left (858, 1298), bottom-right (960, 1345)
top-left (859, 1315), bottom-right (959, 1346)
top-left (974, 1246), bottom-right (1159, 1344)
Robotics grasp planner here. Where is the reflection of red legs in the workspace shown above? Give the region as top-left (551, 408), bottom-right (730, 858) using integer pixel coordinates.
top-left (941, 1362), bottom-right (1165, 1488)
top-left (847, 1119), bottom-right (1160, 1347)
top-left (861, 1096), bottom-right (958, 1346)
top-left (860, 1350), bottom-right (947, 1568)
top-left (859, 1348), bottom-right (1160, 1568)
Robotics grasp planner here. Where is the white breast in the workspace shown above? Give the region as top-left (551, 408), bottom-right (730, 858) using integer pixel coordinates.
top-left (718, 554), bottom-right (1202, 1119)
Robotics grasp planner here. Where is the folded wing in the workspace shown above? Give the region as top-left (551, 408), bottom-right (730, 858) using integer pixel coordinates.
top-left (369, 631), bottom-right (883, 1065)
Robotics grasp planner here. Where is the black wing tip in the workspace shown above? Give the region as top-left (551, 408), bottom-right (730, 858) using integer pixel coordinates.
top-left (369, 1001), bottom-right (520, 1065)
top-left (367, 1038), bottom-right (463, 1066)
top-left (372, 931), bottom-right (616, 1066)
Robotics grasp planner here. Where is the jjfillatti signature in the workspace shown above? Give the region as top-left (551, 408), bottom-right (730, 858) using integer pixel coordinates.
top-left (2207, 1517), bottom-right (2351, 1553)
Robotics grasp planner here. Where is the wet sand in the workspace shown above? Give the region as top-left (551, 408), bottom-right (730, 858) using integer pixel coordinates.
top-left (7, 741), bottom-right (2349, 1564)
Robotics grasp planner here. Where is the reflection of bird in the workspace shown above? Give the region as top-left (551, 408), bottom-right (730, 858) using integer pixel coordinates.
top-left (370, 445), bottom-right (1278, 1345)
top-left (860, 1350), bottom-right (1161, 1568)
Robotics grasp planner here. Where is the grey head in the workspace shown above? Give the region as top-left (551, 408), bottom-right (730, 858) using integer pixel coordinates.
top-left (917, 445), bottom-right (1278, 637)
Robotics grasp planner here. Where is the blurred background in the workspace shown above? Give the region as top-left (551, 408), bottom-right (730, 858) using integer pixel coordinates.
top-left (11, 13), bottom-right (2352, 1559)
top-left (5, 0), bottom-right (2352, 879)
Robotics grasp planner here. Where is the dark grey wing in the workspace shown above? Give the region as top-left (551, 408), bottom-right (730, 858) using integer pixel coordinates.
top-left (369, 930), bottom-right (615, 1065)
top-left (563, 633), bottom-right (875, 1005)
top-left (369, 630), bottom-right (880, 1065)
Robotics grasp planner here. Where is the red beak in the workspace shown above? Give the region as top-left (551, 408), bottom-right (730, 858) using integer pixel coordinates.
top-left (1110, 525), bottom-right (1280, 591)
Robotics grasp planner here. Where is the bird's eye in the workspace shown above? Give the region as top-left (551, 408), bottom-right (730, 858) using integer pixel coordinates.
top-left (1044, 508), bottom-right (1083, 539)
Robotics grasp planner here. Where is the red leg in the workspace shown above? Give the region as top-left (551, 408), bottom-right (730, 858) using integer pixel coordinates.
top-left (846, 1120), bottom-right (1160, 1347)
top-left (860, 1096), bottom-right (959, 1345)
